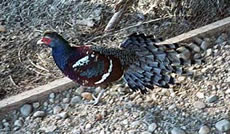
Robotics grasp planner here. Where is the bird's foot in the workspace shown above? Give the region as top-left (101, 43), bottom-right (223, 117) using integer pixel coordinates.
top-left (87, 89), bottom-right (105, 105)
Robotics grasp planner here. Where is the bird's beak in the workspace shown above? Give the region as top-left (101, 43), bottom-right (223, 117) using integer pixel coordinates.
top-left (37, 39), bottom-right (44, 45)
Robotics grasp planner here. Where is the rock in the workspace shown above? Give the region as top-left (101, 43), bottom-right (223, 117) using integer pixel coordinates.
top-left (215, 119), bottom-right (230, 132)
top-left (193, 101), bottom-right (206, 109)
top-left (206, 49), bottom-right (212, 57)
top-left (49, 93), bottom-right (55, 99)
top-left (70, 96), bottom-right (81, 105)
top-left (141, 131), bottom-right (151, 134)
top-left (171, 127), bottom-right (186, 134)
top-left (63, 98), bottom-right (70, 103)
top-left (81, 92), bottom-right (93, 101)
top-left (207, 95), bottom-right (218, 103)
top-left (33, 111), bottom-right (45, 118)
top-left (57, 112), bottom-right (68, 119)
top-left (0, 25), bottom-right (6, 32)
top-left (85, 123), bottom-right (92, 130)
top-left (194, 37), bottom-right (203, 44)
top-left (14, 120), bottom-right (23, 127)
top-left (216, 33), bottom-right (228, 44)
top-left (196, 92), bottom-right (204, 99)
top-left (148, 123), bottom-right (157, 132)
top-left (40, 125), bottom-right (57, 133)
top-left (32, 102), bottom-right (40, 109)
top-left (53, 106), bottom-right (62, 114)
top-left (201, 40), bottom-right (210, 50)
top-left (199, 125), bottom-right (210, 134)
top-left (3, 122), bottom-right (10, 127)
top-left (122, 119), bottom-right (129, 125)
top-left (20, 104), bottom-right (32, 116)
top-left (13, 126), bottom-right (20, 131)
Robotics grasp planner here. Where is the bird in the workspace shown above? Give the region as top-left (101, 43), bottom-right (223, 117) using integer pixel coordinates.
top-left (37, 31), bottom-right (204, 94)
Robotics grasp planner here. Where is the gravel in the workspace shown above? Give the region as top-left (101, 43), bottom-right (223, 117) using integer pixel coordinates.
top-left (215, 119), bottom-right (230, 132)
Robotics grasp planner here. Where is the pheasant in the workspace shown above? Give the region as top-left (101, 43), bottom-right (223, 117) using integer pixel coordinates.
top-left (37, 31), bottom-right (204, 94)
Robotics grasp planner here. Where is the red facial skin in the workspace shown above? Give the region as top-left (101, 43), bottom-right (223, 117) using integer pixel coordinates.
top-left (40, 37), bottom-right (51, 45)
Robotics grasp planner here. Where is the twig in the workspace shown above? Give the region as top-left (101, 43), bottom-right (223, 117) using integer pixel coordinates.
top-left (9, 75), bottom-right (19, 88)
top-left (85, 16), bottom-right (169, 44)
top-left (28, 57), bottom-right (50, 72)
top-left (104, 0), bottom-right (135, 32)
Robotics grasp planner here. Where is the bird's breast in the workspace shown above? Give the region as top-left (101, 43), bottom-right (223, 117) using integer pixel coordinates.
top-left (63, 48), bottom-right (124, 86)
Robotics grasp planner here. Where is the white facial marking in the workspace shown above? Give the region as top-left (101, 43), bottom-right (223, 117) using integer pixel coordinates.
top-left (72, 55), bottom-right (90, 68)
top-left (95, 59), bottom-right (113, 85)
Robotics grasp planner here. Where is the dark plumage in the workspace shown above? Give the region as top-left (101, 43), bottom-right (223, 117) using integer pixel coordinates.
top-left (37, 31), bottom-right (203, 93)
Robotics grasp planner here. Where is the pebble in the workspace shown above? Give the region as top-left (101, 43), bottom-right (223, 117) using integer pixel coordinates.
top-left (53, 106), bottom-right (62, 114)
top-left (20, 104), bottom-right (32, 116)
top-left (216, 33), bottom-right (228, 44)
top-left (215, 119), bottom-right (230, 132)
top-left (57, 112), bottom-right (68, 119)
top-left (62, 98), bottom-right (70, 103)
top-left (193, 101), bottom-right (206, 109)
top-left (70, 96), bottom-right (81, 105)
top-left (49, 93), bottom-right (55, 99)
top-left (141, 131), bottom-right (151, 134)
top-left (201, 40), bottom-right (210, 50)
top-left (14, 120), bottom-right (23, 127)
top-left (199, 125), bottom-right (210, 134)
top-left (148, 123), bottom-right (157, 132)
top-left (85, 123), bottom-right (92, 130)
top-left (0, 25), bottom-right (6, 32)
top-left (81, 92), bottom-right (93, 101)
top-left (196, 92), bottom-right (205, 99)
top-left (122, 119), bottom-right (129, 125)
top-left (33, 111), bottom-right (45, 118)
top-left (32, 102), bottom-right (40, 109)
top-left (207, 95), bottom-right (218, 103)
top-left (171, 127), bottom-right (186, 134)
top-left (40, 125), bottom-right (57, 133)
top-left (206, 49), bottom-right (212, 56)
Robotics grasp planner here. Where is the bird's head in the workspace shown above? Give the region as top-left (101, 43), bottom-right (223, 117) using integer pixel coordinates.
top-left (37, 31), bottom-right (68, 48)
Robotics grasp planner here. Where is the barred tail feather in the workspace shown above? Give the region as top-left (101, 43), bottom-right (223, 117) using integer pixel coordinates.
top-left (121, 33), bottom-right (205, 93)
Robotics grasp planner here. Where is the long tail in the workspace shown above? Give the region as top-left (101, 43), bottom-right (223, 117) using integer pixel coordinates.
top-left (120, 33), bottom-right (209, 93)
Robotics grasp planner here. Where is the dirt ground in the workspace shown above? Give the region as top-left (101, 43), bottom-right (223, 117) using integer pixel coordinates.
top-left (0, 0), bottom-right (230, 100)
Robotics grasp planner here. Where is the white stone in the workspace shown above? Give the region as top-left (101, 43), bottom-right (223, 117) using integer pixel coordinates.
top-left (49, 93), bottom-right (55, 99)
top-left (215, 119), bottom-right (230, 132)
top-left (20, 104), bottom-right (32, 116)
top-left (57, 112), bottom-right (68, 119)
top-left (14, 120), bottom-right (23, 127)
top-left (193, 101), bottom-right (206, 109)
top-left (148, 123), bottom-right (157, 132)
top-left (70, 96), bottom-right (81, 105)
top-left (53, 106), bottom-right (62, 114)
top-left (32, 102), bottom-right (40, 109)
top-left (171, 127), bottom-right (186, 134)
top-left (199, 125), bottom-right (210, 134)
top-left (33, 111), bottom-right (45, 118)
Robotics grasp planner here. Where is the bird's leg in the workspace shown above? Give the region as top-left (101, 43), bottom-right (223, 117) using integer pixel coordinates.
top-left (87, 89), bottom-right (105, 105)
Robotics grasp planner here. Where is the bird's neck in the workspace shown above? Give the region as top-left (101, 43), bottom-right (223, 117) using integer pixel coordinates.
top-left (52, 42), bottom-right (74, 71)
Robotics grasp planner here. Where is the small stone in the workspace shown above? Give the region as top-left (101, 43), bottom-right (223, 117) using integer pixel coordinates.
top-left (81, 92), bottom-right (93, 101)
top-left (63, 98), bottom-right (70, 103)
top-left (49, 98), bottom-right (55, 103)
top-left (193, 101), bottom-right (206, 109)
top-left (168, 104), bottom-right (177, 110)
top-left (85, 123), bottom-right (92, 130)
top-left (40, 125), bottom-right (57, 133)
top-left (53, 106), bottom-right (62, 114)
top-left (122, 119), bottom-right (129, 125)
top-left (201, 40), bottom-right (210, 50)
top-left (14, 120), bottom-right (23, 127)
top-left (148, 123), bottom-right (157, 132)
top-left (196, 92), bottom-right (205, 99)
top-left (32, 102), bottom-right (40, 109)
top-left (13, 126), bottom-right (20, 131)
top-left (0, 25), bottom-right (6, 32)
top-left (206, 49), bottom-right (212, 57)
top-left (49, 93), bottom-right (55, 99)
top-left (20, 104), bottom-right (32, 116)
top-left (141, 131), bottom-right (151, 134)
top-left (33, 111), bottom-right (45, 118)
top-left (216, 33), bottom-right (228, 44)
top-left (3, 122), bottom-right (10, 127)
top-left (70, 96), bottom-right (81, 105)
top-left (57, 112), bottom-right (68, 119)
top-left (199, 125), bottom-right (210, 134)
top-left (215, 119), bottom-right (230, 132)
top-left (207, 95), bottom-right (218, 103)
top-left (43, 101), bottom-right (48, 107)
top-left (171, 127), bottom-right (186, 134)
